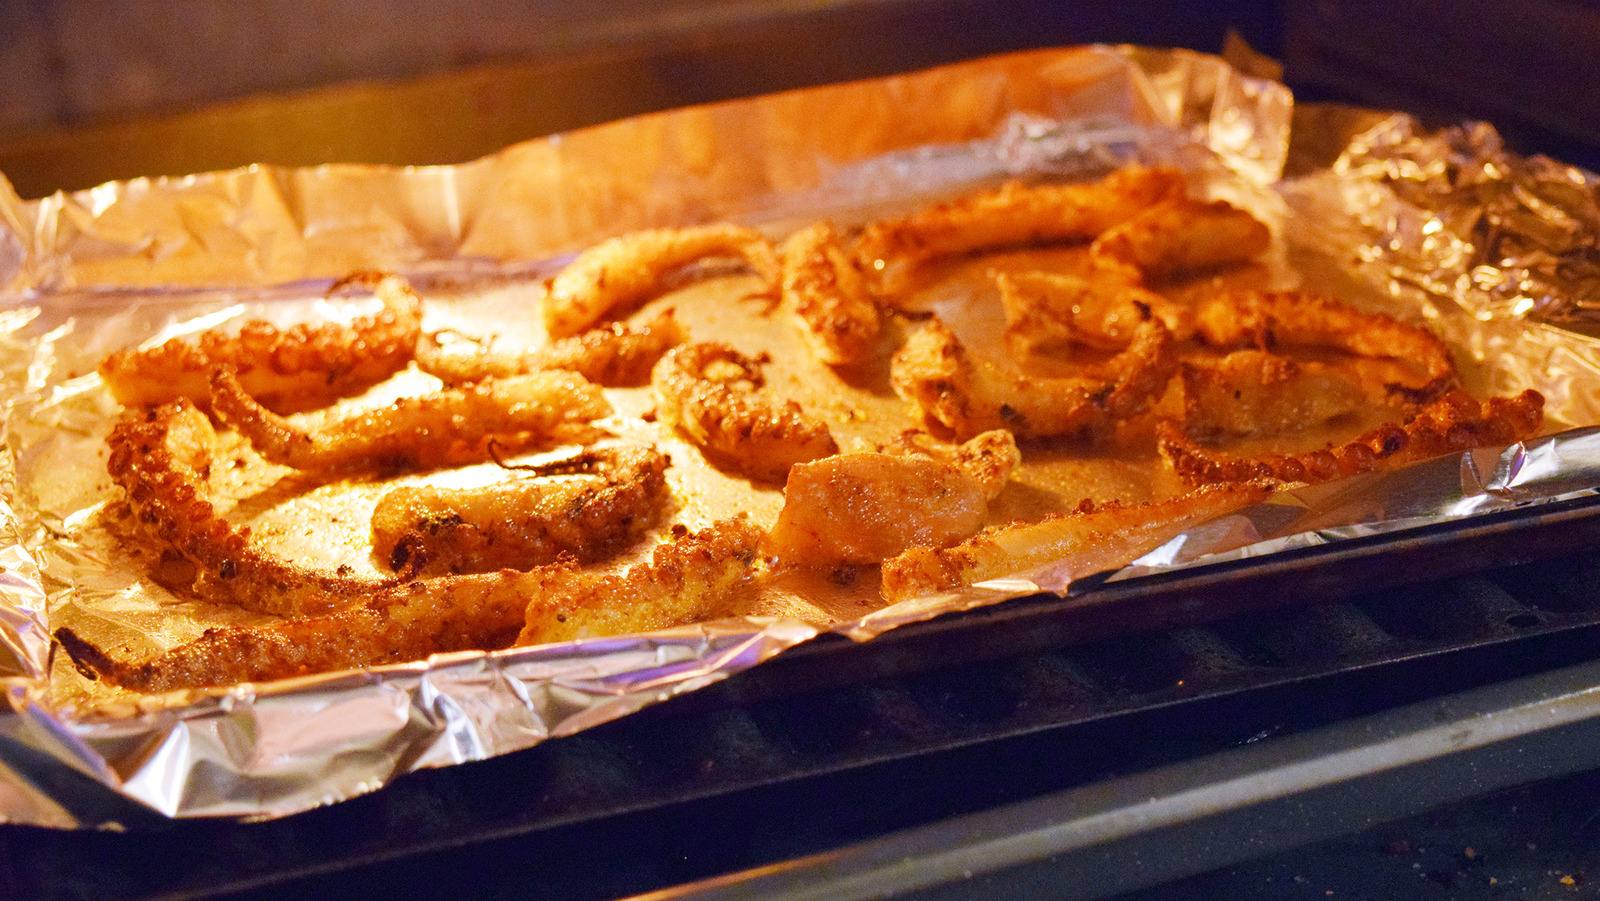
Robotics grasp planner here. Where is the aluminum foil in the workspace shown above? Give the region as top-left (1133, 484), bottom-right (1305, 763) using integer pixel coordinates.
top-left (1, 45), bottom-right (1599, 829)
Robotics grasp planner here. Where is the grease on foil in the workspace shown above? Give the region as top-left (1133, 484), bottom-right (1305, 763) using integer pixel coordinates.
top-left (0, 45), bottom-right (1596, 829)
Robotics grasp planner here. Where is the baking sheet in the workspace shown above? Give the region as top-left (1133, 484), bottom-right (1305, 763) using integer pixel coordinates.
top-left (2, 45), bottom-right (1600, 828)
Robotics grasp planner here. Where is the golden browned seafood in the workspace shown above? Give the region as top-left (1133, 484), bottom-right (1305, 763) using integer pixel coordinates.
top-left (1088, 196), bottom-right (1272, 279)
top-left (1159, 389), bottom-right (1545, 486)
top-left (880, 480), bottom-right (1278, 602)
top-left (517, 517), bottom-right (761, 646)
top-left (55, 519), bottom-right (762, 692)
top-left (890, 314), bottom-right (1177, 440)
top-left (1179, 349), bottom-right (1371, 441)
top-left (105, 399), bottom-right (386, 617)
top-left (651, 342), bottom-right (839, 482)
top-left (780, 221), bottom-right (884, 366)
top-left (995, 268), bottom-right (1191, 355)
top-left (416, 311), bottom-right (686, 387)
top-left (766, 429), bottom-right (1021, 567)
top-left (99, 272), bottom-right (424, 412)
top-left (853, 165), bottom-right (1184, 293)
top-left (373, 444), bottom-right (672, 576)
top-left (209, 367), bottom-right (612, 473)
top-left (543, 224), bottom-right (781, 338)
top-left (1194, 290), bottom-right (1460, 398)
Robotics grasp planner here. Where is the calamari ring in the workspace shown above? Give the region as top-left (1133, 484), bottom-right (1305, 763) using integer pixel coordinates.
top-left (651, 342), bottom-right (839, 483)
top-left (373, 444), bottom-right (672, 577)
top-left (1158, 389), bottom-right (1545, 486)
top-left (416, 311), bottom-right (686, 387)
top-left (99, 272), bottom-right (425, 413)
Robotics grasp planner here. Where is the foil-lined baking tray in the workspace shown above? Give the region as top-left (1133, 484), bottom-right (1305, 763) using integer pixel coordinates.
top-left (3, 45), bottom-right (1600, 828)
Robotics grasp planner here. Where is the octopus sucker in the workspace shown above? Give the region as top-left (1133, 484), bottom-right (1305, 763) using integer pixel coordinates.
top-left (890, 314), bottom-right (1177, 440)
top-left (209, 367), bottom-right (612, 473)
top-left (767, 429), bottom-right (1021, 567)
top-left (517, 517), bottom-right (762, 646)
top-left (1158, 388), bottom-right (1546, 486)
top-left (542, 224), bottom-right (782, 338)
top-left (373, 444), bottom-right (672, 577)
top-left (1088, 196), bottom-right (1272, 279)
top-left (98, 273), bottom-right (425, 413)
top-left (651, 342), bottom-right (839, 483)
top-left (416, 311), bottom-right (686, 387)
top-left (853, 165), bottom-right (1186, 294)
top-left (880, 480), bottom-right (1278, 603)
top-left (780, 221), bottom-right (885, 366)
top-left (105, 400), bottom-right (387, 616)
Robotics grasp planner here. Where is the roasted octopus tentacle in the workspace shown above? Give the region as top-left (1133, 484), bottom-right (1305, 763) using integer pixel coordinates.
top-left (415, 311), bottom-right (686, 387)
top-left (890, 314), bottom-right (1178, 441)
top-left (106, 400), bottom-right (387, 617)
top-left (99, 272), bottom-right (425, 413)
top-left (542, 224), bottom-right (782, 338)
top-left (209, 367), bottom-right (612, 473)
top-left (52, 519), bottom-right (762, 692)
top-left (651, 342), bottom-right (839, 483)
top-left (373, 444), bottom-right (672, 577)
top-left (880, 480), bottom-right (1279, 602)
top-left (780, 221), bottom-right (884, 366)
top-left (1158, 389), bottom-right (1545, 486)
top-left (853, 165), bottom-right (1185, 294)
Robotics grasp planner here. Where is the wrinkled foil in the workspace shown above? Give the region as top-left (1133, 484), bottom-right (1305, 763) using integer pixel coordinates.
top-left (0, 45), bottom-right (1598, 829)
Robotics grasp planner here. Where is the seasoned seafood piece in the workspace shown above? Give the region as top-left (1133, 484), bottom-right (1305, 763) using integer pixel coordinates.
top-left (853, 165), bottom-right (1185, 293)
top-left (880, 480), bottom-right (1278, 602)
top-left (1194, 290), bottom-right (1460, 398)
top-left (890, 315), bottom-right (1177, 440)
top-left (54, 520), bottom-right (761, 693)
top-left (1180, 350), bottom-right (1371, 440)
top-left (210, 367), bottom-right (612, 473)
top-left (651, 342), bottom-right (839, 483)
top-left (373, 444), bottom-right (671, 577)
top-left (1089, 196), bottom-right (1272, 278)
top-left (996, 269), bottom-right (1191, 355)
top-left (767, 429), bottom-right (1021, 567)
top-left (542, 224), bottom-right (781, 338)
top-left (518, 517), bottom-right (761, 646)
top-left (780, 221), bottom-right (884, 366)
top-left (106, 400), bottom-right (387, 617)
top-left (99, 272), bottom-right (424, 413)
top-left (417, 312), bottom-right (686, 387)
top-left (1159, 389), bottom-right (1545, 486)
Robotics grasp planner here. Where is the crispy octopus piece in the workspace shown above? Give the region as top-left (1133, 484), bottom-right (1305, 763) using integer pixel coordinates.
top-left (542, 224), bottom-right (781, 338)
top-left (373, 444), bottom-right (671, 577)
top-left (651, 341), bottom-right (839, 483)
top-left (106, 399), bottom-right (387, 616)
top-left (209, 367), bottom-right (612, 473)
top-left (852, 165), bottom-right (1185, 294)
top-left (517, 517), bottom-right (761, 646)
top-left (1158, 389), bottom-right (1546, 486)
top-left (890, 314), bottom-right (1178, 441)
top-left (780, 221), bottom-right (884, 366)
top-left (1088, 196), bottom-right (1272, 279)
top-left (767, 429), bottom-right (1021, 567)
top-left (415, 311), bottom-right (686, 387)
top-left (996, 268), bottom-right (1192, 355)
top-left (1181, 349), bottom-right (1371, 441)
top-left (54, 519), bottom-right (762, 693)
top-left (880, 480), bottom-right (1278, 603)
top-left (99, 272), bottom-right (424, 413)
top-left (1194, 290), bottom-right (1461, 399)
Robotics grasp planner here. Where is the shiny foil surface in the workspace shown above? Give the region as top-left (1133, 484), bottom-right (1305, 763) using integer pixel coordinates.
top-left (0, 46), bottom-right (1598, 827)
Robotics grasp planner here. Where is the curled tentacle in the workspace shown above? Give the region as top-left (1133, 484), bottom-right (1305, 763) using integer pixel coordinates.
top-left (416, 311), bottom-right (686, 387)
top-left (374, 444), bottom-right (672, 577)
top-left (209, 367), bottom-right (612, 473)
top-left (543, 224), bottom-right (781, 338)
top-left (99, 273), bottom-right (424, 413)
top-left (651, 342), bottom-right (838, 483)
top-left (780, 221), bottom-right (884, 366)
